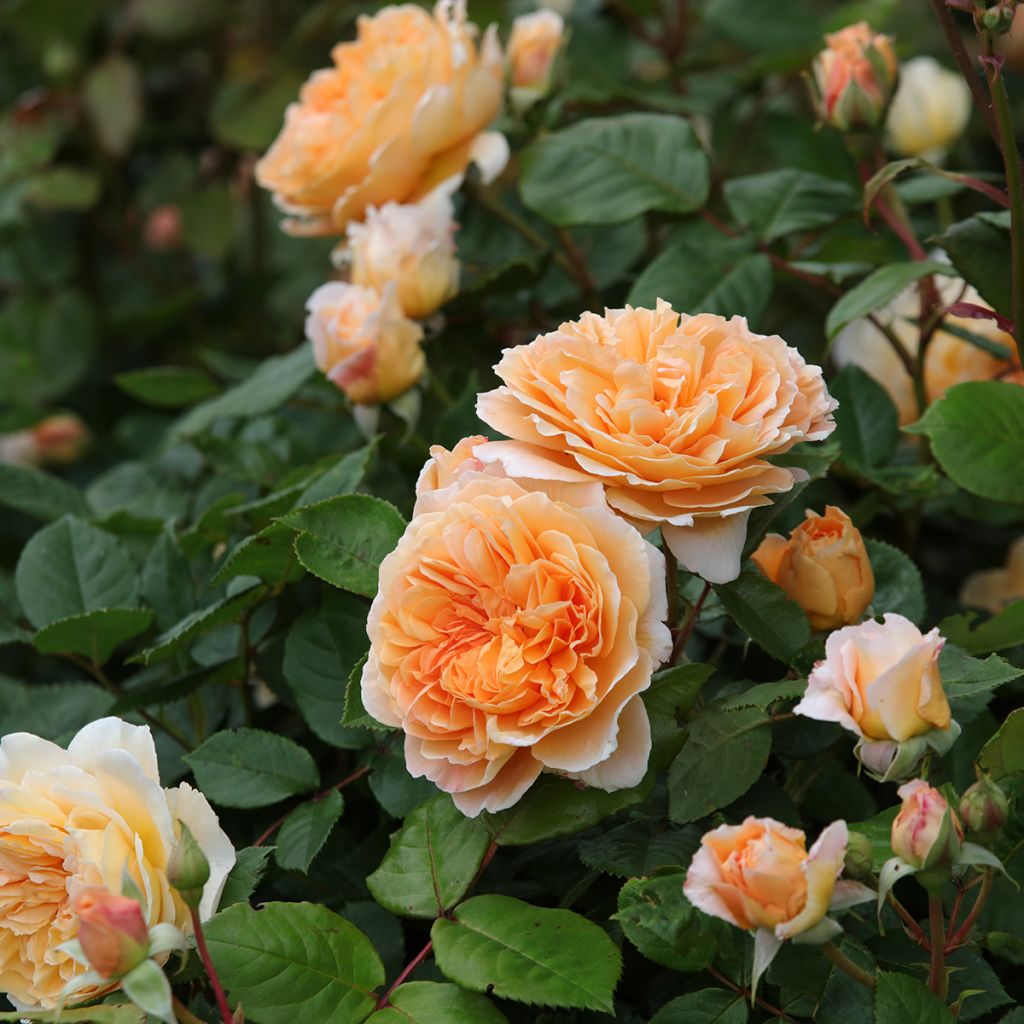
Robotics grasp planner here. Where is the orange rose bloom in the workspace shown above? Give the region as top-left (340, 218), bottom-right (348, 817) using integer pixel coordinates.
top-left (256, 0), bottom-right (506, 234)
top-left (475, 301), bottom-right (837, 584)
top-left (752, 506), bottom-right (874, 631)
top-left (361, 469), bottom-right (671, 816)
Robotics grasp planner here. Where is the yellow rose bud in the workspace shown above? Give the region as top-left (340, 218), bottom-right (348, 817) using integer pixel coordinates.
top-left (507, 9), bottom-right (565, 109)
top-left (796, 614), bottom-right (959, 781)
top-left (809, 21), bottom-right (897, 132)
top-left (73, 888), bottom-right (150, 980)
top-left (752, 506), bottom-right (874, 632)
top-left (305, 281), bottom-right (425, 406)
top-left (885, 57), bottom-right (972, 163)
top-left (958, 773), bottom-right (1010, 844)
top-left (891, 779), bottom-right (963, 871)
top-left (346, 185), bottom-right (459, 320)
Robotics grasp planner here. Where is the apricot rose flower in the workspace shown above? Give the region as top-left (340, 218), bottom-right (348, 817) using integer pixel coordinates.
top-left (256, 0), bottom-right (507, 234)
top-left (475, 301), bottom-right (837, 584)
top-left (361, 467), bottom-right (671, 816)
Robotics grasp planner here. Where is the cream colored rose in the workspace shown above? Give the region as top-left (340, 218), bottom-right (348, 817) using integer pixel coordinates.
top-left (886, 57), bottom-right (972, 162)
top-left (0, 718), bottom-right (234, 1010)
top-left (475, 301), bottom-right (837, 584)
top-left (795, 613), bottom-right (958, 780)
top-left (752, 506), bottom-right (874, 631)
top-left (305, 281), bottom-right (425, 405)
top-left (832, 279), bottom-right (1024, 424)
top-left (255, 0), bottom-right (507, 235)
top-left (361, 470), bottom-right (671, 816)
top-left (507, 9), bottom-right (564, 108)
top-left (684, 817), bottom-right (871, 990)
top-left (961, 537), bottom-right (1024, 614)
top-left (346, 184), bottom-right (459, 320)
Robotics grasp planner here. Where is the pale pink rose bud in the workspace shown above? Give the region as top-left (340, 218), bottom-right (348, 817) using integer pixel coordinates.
top-left (891, 779), bottom-right (963, 871)
top-left (304, 281), bottom-right (425, 406)
top-left (958, 773), bottom-right (1009, 844)
top-left (809, 21), bottom-right (897, 132)
top-left (73, 888), bottom-right (150, 980)
top-left (508, 9), bottom-right (565, 105)
top-left (0, 414), bottom-right (90, 467)
top-left (143, 204), bottom-right (183, 251)
top-left (346, 186), bottom-right (459, 320)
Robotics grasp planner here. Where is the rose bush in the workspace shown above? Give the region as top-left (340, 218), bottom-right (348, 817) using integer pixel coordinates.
top-left (1, 0), bottom-right (1023, 1022)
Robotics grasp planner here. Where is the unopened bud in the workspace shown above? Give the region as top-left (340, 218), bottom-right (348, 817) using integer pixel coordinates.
top-left (959, 773), bottom-right (1010, 844)
top-left (891, 780), bottom-right (963, 885)
top-left (167, 821), bottom-right (210, 910)
top-left (73, 888), bottom-right (150, 979)
top-left (844, 830), bottom-right (875, 880)
top-left (982, 4), bottom-right (1016, 34)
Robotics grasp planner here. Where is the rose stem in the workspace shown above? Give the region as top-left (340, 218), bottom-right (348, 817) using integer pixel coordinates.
top-left (665, 549), bottom-right (680, 633)
top-left (706, 964), bottom-right (798, 1023)
top-left (947, 868), bottom-right (993, 949)
top-left (888, 893), bottom-right (929, 946)
top-left (672, 580), bottom-right (711, 664)
top-left (376, 939), bottom-right (434, 1009)
top-left (820, 942), bottom-right (877, 990)
top-left (190, 907), bottom-right (234, 1024)
top-left (927, 893), bottom-right (948, 998)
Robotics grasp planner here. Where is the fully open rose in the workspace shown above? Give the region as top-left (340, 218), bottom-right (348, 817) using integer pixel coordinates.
top-left (475, 301), bottom-right (837, 583)
top-left (255, 0), bottom-right (506, 234)
top-left (361, 466), bottom-right (671, 816)
top-left (0, 719), bottom-right (234, 1009)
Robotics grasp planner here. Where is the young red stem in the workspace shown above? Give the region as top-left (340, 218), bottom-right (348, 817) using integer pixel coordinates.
top-left (376, 939), bottom-right (434, 1009)
top-left (888, 894), bottom-right (929, 947)
top-left (672, 580), bottom-right (711, 663)
top-left (706, 964), bottom-right (798, 1022)
top-left (927, 893), bottom-right (948, 998)
top-left (190, 907), bottom-right (234, 1024)
top-left (947, 869), bottom-right (993, 949)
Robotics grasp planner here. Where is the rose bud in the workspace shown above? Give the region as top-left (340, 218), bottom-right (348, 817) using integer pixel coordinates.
top-left (843, 830), bottom-right (876, 881)
top-left (168, 822), bottom-right (211, 910)
top-left (143, 203), bottom-right (183, 251)
top-left (684, 817), bottom-right (872, 992)
top-left (809, 21), bottom-right (897, 132)
top-left (507, 9), bottom-right (565, 110)
top-left (885, 57), bottom-right (972, 163)
top-left (891, 779), bottom-right (963, 873)
top-left (305, 281), bottom-right (425, 406)
top-left (345, 185), bottom-right (459, 320)
top-left (752, 506), bottom-right (874, 632)
top-left (795, 613), bottom-right (959, 782)
top-left (959, 773), bottom-right (1010, 844)
top-left (0, 414), bottom-right (90, 468)
top-left (73, 888), bottom-right (150, 980)
top-left (997, 4), bottom-right (1024, 71)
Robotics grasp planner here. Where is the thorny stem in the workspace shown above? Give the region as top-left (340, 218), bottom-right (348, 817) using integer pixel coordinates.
top-left (190, 907), bottom-right (234, 1024)
top-left (253, 763), bottom-right (372, 847)
top-left (927, 893), bottom-right (948, 998)
top-left (706, 964), bottom-right (798, 1023)
top-left (983, 35), bottom-right (1024, 344)
top-left (821, 941), bottom-right (877, 990)
top-left (672, 580), bottom-right (711, 663)
top-left (947, 869), bottom-right (993, 949)
top-left (888, 893), bottom-right (929, 947)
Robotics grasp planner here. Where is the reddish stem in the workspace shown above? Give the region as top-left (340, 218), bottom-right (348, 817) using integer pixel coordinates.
top-left (947, 869), bottom-right (993, 949)
top-left (253, 764), bottom-right (372, 847)
top-left (190, 907), bottom-right (234, 1024)
top-left (672, 580), bottom-right (711, 663)
top-left (706, 964), bottom-right (797, 1023)
top-left (376, 939), bottom-right (434, 1009)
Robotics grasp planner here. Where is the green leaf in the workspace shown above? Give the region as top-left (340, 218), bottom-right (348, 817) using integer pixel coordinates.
top-left (940, 646), bottom-right (1022, 699)
top-left (343, 653), bottom-right (393, 733)
top-left (32, 607), bottom-right (153, 663)
top-left (643, 662), bottom-right (714, 770)
top-left (181, 185), bottom-right (236, 258)
top-left (15, 516), bottom-right (139, 628)
top-left (520, 113), bottom-right (709, 226)
top-left (280, 494), bottom-right (405, 598)
top-left (367, 982), bottom-right (508, 1024)
top-left (848, 807), bottom-right (899, 871)
top-left (295, 445), bottom-right (375, 507)
top-left (875, 971), bottom-right (954, 1024)
top-left (825, 261), bottom-right (953, 340)
top-left (366, 794), bottom-right (491, 918)
top-left (431, 894), bottom-right (621, 1013)
top-left (204, 901), bottom-right (385, 1024)
top-left (614, 872), bottom-right (726, 972)
top-left (130, 584), bottom-right (264, 665)
top-left (212, 524), bottom-right (302, 588)
top-left (906, 382), bottom-right (1024, 504)
top-left (724, 168), bottom-right (856, 243)
top-left (121, 958), bottom-right (174, 1024)
top-left (940, 602), bottom-right (1024, 654)
top-left (22, 166), bottom-right (101, 210)
top-left (84, 55), bottom-right (142, 155)
top-left (628, 222), bottom-right (772, 327)
top-left (831, 365), bottom-right (900, 470)
top-left (649, 989), bottom-right (748, 1024)
top-left (482, 773), bottom-right (649, 846)
top-left (173, 345), bottom-right (315, 437)
top-left (0, 677), bottom-right (110, 744)
top-left (184, 727), bottom-right (320, 808)
top-left (275, 790), bottom-right (344, 873)
top-left (668, 705), bottom-right (771, 823)
top-left (218, 846), bottom-right (273, 909)
top-left (141, 530), bottom-right (196, 631)
top-left (938, 212), bottom-right (1012, 319)
top-left (114, 366), bottom-right (220, 408)
top-left (0, 1006), bottom-right (145, 1023)
top-left (715, 570), bottom-right (810, 663)
top-left (978, 707), bottom-right (1024, 778)
top-left (867, 539), bottom-right (926, 625)
top-left (0, 463), bottom-right (89, 522)
top-left (717, 679), bottom-right (806, 711)
top-left (285, 601), bottom-right (371, 748)
top-left (210, 72), bottom-right (305, 151)
top-left (578, 820), bottom-right (702, 878)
